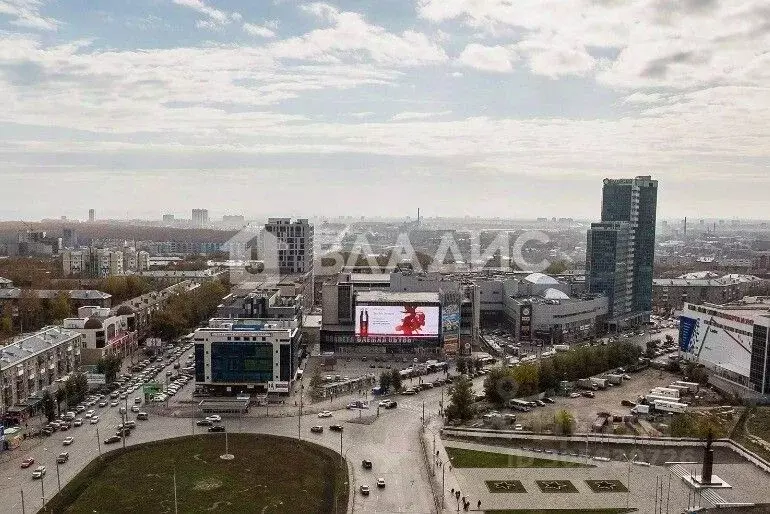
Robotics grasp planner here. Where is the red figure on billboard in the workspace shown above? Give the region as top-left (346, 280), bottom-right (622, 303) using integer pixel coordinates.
top-left (396, 306), bottom-right (426, 335)
top-left (359, 309), bottom-right (369, 337)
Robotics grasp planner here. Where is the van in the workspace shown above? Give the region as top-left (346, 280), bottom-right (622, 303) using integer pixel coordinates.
top-left (137, 412), bottom-right (149, 420)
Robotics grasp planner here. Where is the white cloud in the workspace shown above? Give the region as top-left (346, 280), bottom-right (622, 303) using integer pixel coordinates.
top-left (623, 92), bottom-right (664, 104)
top-left (269, 8), bottom-right (447, 66)
top-left (172, 0), bottom-right (240, 26)
top-left (456, 43), bottom-right (516, 73)
top-left (0, 0), bottom-right (58, 31)
top-left (391, 111), bottom-right (452, 121)
top-left (350, 111), bottom-right (375, 118)
top-left (243, 22), bottom-right (276, 38)
top-left (516, 37), bottom-right (596, 78)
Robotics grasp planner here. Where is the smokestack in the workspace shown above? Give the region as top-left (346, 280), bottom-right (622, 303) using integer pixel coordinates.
top-left (701, 431), bottom-right (714, 484)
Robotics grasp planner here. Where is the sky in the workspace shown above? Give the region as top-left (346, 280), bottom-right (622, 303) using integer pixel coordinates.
top-left (0, 0), bottom-right (769, 221)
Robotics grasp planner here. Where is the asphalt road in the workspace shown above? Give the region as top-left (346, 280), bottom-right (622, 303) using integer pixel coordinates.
top-left (1, 356), bottom-right (453, 514)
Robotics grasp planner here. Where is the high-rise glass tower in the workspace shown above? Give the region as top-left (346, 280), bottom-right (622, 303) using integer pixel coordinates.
top-left (587, 176), bottom-right (658, 328)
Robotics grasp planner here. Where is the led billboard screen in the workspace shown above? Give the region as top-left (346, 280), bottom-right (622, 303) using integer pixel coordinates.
top-left (355, 304), bottom-right (440, 338)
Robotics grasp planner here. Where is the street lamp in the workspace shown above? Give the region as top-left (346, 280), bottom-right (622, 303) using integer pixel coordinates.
top-left (622, 453), bottom-right (637, 510)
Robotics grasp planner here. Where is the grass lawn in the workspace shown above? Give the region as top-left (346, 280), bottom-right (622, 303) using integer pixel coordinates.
top-left (48, 434), bottom-right (348, 513)
top-left (446, 447), bottom-right (593, 469)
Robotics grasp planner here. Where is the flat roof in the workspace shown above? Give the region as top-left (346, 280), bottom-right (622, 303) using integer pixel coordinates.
top-left (355, 291), bottom-right (440, 304)
top-left (349, 273), bottom-right (391, 283)
top-left (0, 288), bottom-right (111, 300)
top-left (0, 326), bottom-right (81, 371)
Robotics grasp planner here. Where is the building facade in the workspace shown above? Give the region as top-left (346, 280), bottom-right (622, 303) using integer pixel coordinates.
top-left (587, 176), bottom-right (657, 329)
top-left (653, 273), bottom-right (765, 311)
top-left (679, 299), bottom-right (770, 401)
top-left (62, 306), bottom-right (138, 365)
top-left (1, 327), bottom-right (83, 421)
top-left (192, 209), bottom-right (209, 226)
top-left (193, 319), bottom-right (301, 395)
top-left (264, 218), bottom-right (314, 275)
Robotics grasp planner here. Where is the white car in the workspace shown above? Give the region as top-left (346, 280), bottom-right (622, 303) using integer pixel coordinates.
top-left (85, 409), bottom-right (95, 419)
top-left (90, 415), bottom-right (100, 424)
top-left (318, 411), bottom-right (333, 418)
top-left (206, 415), bottom-right (222, 423)
top-left (110, 400), bottom-right (119, 407)
top-left (62, 436), bottom-right (74, 446)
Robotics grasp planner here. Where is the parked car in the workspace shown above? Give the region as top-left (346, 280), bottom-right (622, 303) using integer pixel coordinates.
top-left (131, 405), bottom-right (140, 413)
top-left (20, 457), bottom-right (34, 468)
top-left (208, 425), bottom-right (225, 433)
top-left (32, 466), bottom-right (47, 479)
top-left (310, 426), bottom-right (324, 434)
top-left (73, 418), bottom-right (83, 427)
top-left (207, 415), bottom-right (222, 422)
top-left (581, 391), bottom-right (595, 398)
top-left (362, 460), bottom-right (373, 469)
top-left (137, 412), bottom-right (149, 420)
top-left (543, 397), bottom-right (555, 404)
top-left (569, 392), bottom-right (581, 398)
top-left (104, 435), bottom-right (121, 444)
top-left (318, 411), bottom-right (332, 418)
top-left (377, 478), bottom-right (386, 488)
top-left (360, 485), bottom-right (370, 496)
top-left (90, 415), bottom-right (100, 424)
top-left (330, 424), bottom-right (343, 432)
top-left (62, 437), bottom-right (74, 446)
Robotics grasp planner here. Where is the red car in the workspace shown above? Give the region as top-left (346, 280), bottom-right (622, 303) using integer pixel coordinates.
top-left (20, 457), bottom-right (35, 468)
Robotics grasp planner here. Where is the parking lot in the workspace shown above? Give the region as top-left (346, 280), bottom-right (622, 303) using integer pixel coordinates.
top-left (480, 368), bottom-right (689, 434)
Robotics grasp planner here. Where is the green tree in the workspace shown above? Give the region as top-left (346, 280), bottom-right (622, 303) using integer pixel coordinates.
top-left (42, 390), bottom-right (57, 422)
top-left (554, 409), bottom-right (576, 435)
top-left (390, 368), bottom-right (402, 392)
top-left (18, 289), bottom-right (43, 331)
top-left (379, 371), bottom-right (392, 394)
top-left (538, 357), bottom-right (558, 392)
top-left (446, 376), bottom-right (475, 423)
top-left (483, 367), bottom-right (518, 405)
top-left (96, 355), bottom-right (123, 384)
top-left (50, 291), bottom-right (72, 322)
top-left (309, 373), bottom-right (324, 400)
top-left (55, 388), bottom-right (66, 416)
top-left (456, 357), bottom-right (467, 375)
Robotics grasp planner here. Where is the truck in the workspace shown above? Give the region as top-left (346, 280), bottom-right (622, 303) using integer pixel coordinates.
top-left (604, 374), bottom-right (623, 385)
top-left (646, 393), bottom-right (687, 405)
top-left (631, 404), bottom-right (650, 415)
top-left (577, 378), bottom-right (598, 391)
top-left (653, 400), bottom-right (688, 413)
top-left (590, 377), bottom-right (608, 389)
top-left (674, 381), bottom-right (700, 393)
top-left (553, 344), bottom-right (570, 352)
top-left (508, 399), bottom-right (532, 412)
top-left (668, 384), bottom-right (690, 394)
top-left (650, 387), bottom-right (680, 399)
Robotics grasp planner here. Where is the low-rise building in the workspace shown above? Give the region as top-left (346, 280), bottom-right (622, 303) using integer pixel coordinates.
top-left (193, 318), bottom-right (302, 395)
top-left (1, 326), bottom-right (83, 422)
top-left (653, 272), bottom-right (765, 311)
top-left (62, 306), bottom-right (138, 365)
top-left (0, 287), bottom-right (112, 311)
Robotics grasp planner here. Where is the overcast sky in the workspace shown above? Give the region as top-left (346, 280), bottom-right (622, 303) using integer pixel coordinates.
top-left (1, 0), bottom-right (768, 221)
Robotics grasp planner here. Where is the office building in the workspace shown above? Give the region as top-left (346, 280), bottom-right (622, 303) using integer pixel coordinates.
top-left (62, 228), bottom-right (78, 249)
top-left (88, 209), bottom-right (95, 222)
top-left (192, 209), bottom-right (209, 226)
top-left (679, 298), bottom-right (770, 401)
top-left (587, 176), bottom-right (658, 329)
top-left (62, 248), bottom-right (127, 277)
top-left (162, 214), bottom-right (175, 222)
top-left (264, 218), bottom-right (314, 275)
top-left (193, 318), bottom-right (302, 395)
top-left (1, 327), bottom-right (83, 422)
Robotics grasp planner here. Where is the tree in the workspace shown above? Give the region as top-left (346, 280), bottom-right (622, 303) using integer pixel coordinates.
top-left (379, 371), bottom-right (392, 394)
top-left (390, 368), bottom-right (402, 392)
top-left (42, 390), bottom-right (57, 422)
top-left (483, 368), bottom-right (518, 405)
top-left (456, 357), bottom-right (467, 375)
top-left (309, 373), bottom-right (324, 400)
top-left (18, 289), bottom-right (42, 331)
top-left (554, 409), bottom-right (576, 435)
top-left (50, 291), bottom-right (72, 322)
top-left (538, 358), bottom-right (559, 392)
top-left (446, 376), bottom-right (475, 423)
top-left (55, 388), bottom-right (66, 416)
top-left (96, 355), bottom-right (122, 384)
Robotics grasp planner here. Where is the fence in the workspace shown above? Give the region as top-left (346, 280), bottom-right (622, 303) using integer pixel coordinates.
top-left (418, 425), bottom-right (441, 514)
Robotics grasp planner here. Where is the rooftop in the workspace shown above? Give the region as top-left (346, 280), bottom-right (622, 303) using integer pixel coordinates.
top-left (355, 290), bottom-right (440, 304)
top-left (653, 273), bottom-right (763, 287)
top-left (0, 288), bottom-right (111, 300)
top-left (0, 326), bottom-right (81, 371)
top-left (348, 273), bottom-right (391, 284)
top-left (524, 272), bottom-right (560, 285)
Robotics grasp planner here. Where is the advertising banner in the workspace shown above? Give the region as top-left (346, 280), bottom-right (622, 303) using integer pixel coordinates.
top-left (679, 316), bottom-right (697, 352)
top-left (355, 304), bottom-right (439, 338)
top-left (519, 304), bottom-right (532, 342)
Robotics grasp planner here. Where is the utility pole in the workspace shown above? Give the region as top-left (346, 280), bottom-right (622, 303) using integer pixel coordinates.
top-left (40, 472), bottom-right (45, 511)
top-left (20, 489), bottom-right (25, 514)
top-left (56, 461), bottom-right (61, 492)
top-left (173, 469), bottom-right (179, 514)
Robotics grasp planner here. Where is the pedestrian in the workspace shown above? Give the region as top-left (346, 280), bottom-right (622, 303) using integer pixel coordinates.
top-left (451, 488), bottom-right (454, 495)
top-left (478, 500), bottom-right (481, 510)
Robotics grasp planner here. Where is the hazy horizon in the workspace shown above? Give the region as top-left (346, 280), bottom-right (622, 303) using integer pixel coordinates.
top-left (1, 1), bottom-right (768, 220)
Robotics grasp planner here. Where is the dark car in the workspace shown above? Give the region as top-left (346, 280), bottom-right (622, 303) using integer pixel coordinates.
top-left (310, 426), bottom-right (324, 434)
top-left (196, 419), bottom-right (213, 426)
top-left (384, 401), bottom-right (398, 409)
top-left (362, 460), bottom-right (372, 470)
top-left (543, 397), bottom-right (555, 404)
top-left (104, 435), bottom-right (122, 444)
top-left (208, 425), bottom-right (225, 433)
top-left (329, 424), bottom-right (343, 432)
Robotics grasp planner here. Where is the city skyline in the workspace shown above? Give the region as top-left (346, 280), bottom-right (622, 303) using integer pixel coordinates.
top-left (1, 1), bottom-right (769, 220)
